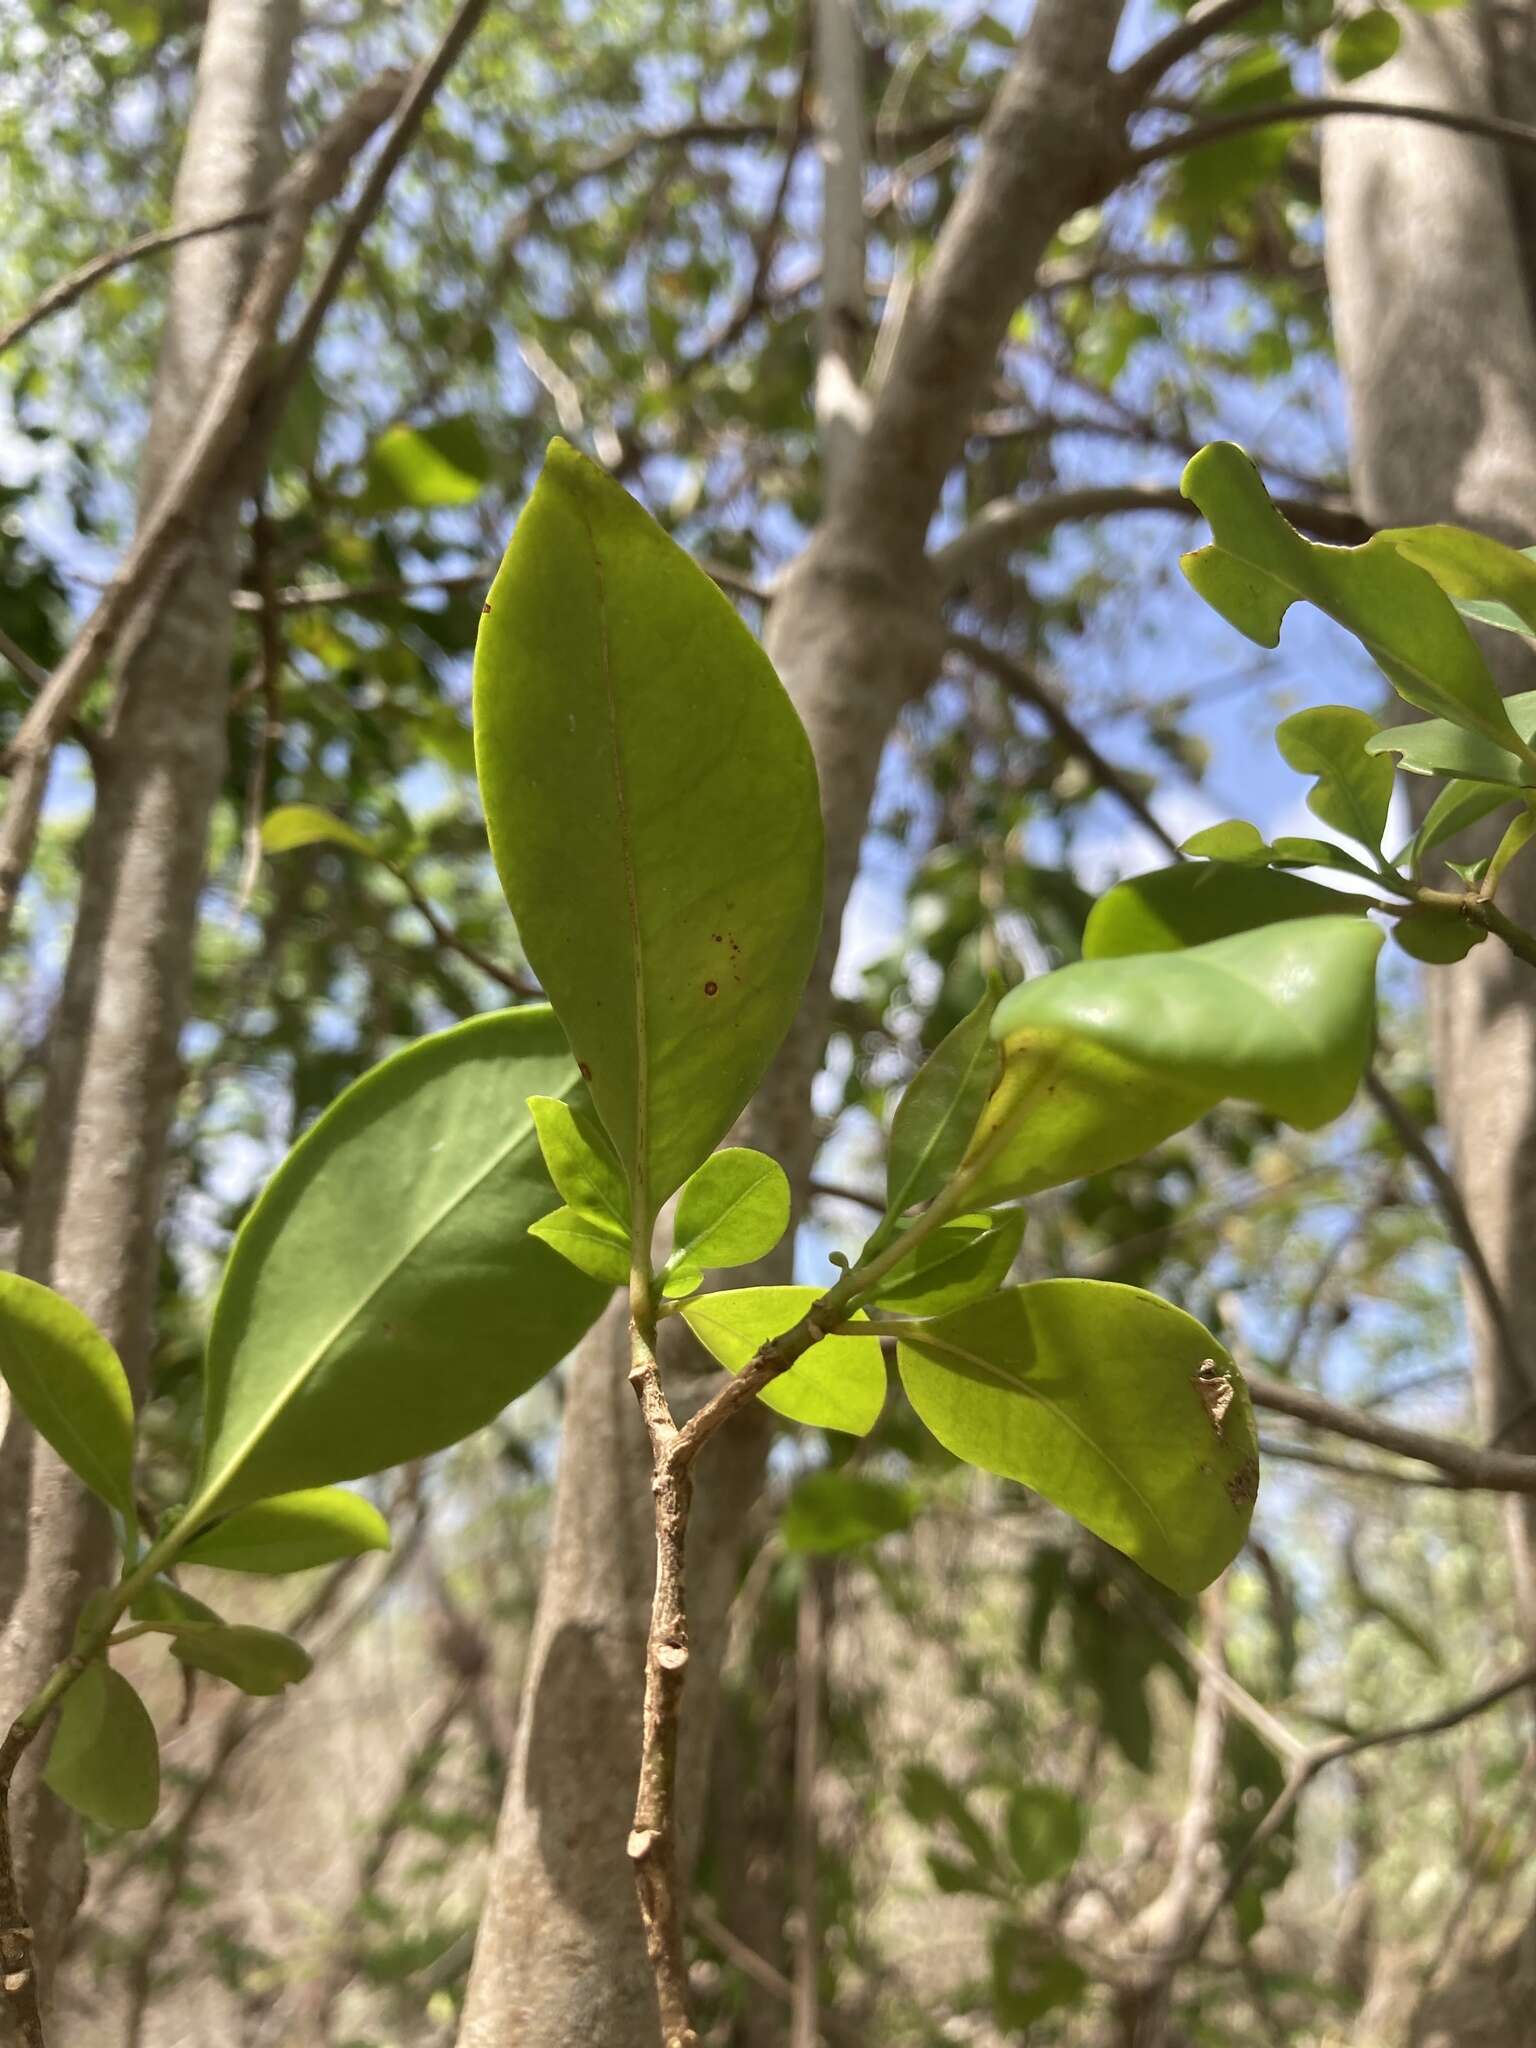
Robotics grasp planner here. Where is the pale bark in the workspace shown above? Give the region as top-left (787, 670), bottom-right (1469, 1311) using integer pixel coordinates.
top-left (0, 0), bottom-right (300, 1973)
top-left (458, 6), bottom-right (1134, 2041)
top-left (1322, 2), bottom-right (1536, 1643)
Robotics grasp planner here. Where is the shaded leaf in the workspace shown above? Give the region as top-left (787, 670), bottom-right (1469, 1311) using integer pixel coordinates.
top-left (781, 1470), bottom-right (914, 1554)
top-left (885, 983), bottom-right (998, 1217)
top-left (1180, 820), bottom-right (1273, 864)
top-left (170, 1624), bottom-right (312, 1696)
top-left (1382, 525), bottom-right (1536, 638)
top-left (0, 1273), bottom-right (135, 1518)
top-left (1392, 909), bottom-right (1486, 963)
top-left (1084, 862), bottom-right (1365, 959)
top-left (475, 441), bottom-right (823, 1211)
top-left (1367, 694), bottom-right (1536, 789)
top-left (872, 1210), bottom-right (1025, 1316)
top-left (1007, 1784), bottom-right (1083, 1884)
top-left (364, 416), bottom-right (491, 511)
top-left (1408, 778), bottom-right (1514, 871)
top-left (1332, 8), bottom-right (1400, 79)
top-left (44, 1664), bottom-right (159, 1829)
top-left (527, 1204), bottom-right (631, 1285)
top-left (898, 1282), bottom-right (1258, 1594)
top-left (196, 1008), bottom-right (608, 1517)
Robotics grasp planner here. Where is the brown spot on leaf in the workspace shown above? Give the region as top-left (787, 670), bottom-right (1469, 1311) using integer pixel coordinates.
top-left (1225, 1455), bottom-right (1259, 1511)
top-left (704, 981), bottom-right (718, 997)
top-left (578, 1060), bottom-right (592, 1080)
top-left (482, 601), bottom-right (492, 614)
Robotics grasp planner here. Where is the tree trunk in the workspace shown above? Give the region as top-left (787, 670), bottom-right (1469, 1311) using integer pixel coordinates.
top-left (0, 0), bottom-right (300, 1973)
top-left (1322, 1), bottom-right (1536, 1643)
top-left (457, 7), bottom-right (1133, 2040)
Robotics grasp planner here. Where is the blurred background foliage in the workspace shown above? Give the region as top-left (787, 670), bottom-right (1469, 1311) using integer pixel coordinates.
top-left (2, 0), bottom-right (1530, 2042)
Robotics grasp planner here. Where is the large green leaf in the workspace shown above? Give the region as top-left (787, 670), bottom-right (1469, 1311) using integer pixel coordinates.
top-left (0, 1273), bottom-right (136, 1518)
top-left (885, 984), bottom-right (998, 1218)
top-left (1084, 862), bottom-right (1364, 960)
top-left (1274, 705), bottom-right (1394, 854)
top-left (196, 1007), bottom-right (608, 1519)
top-left (1366, 694), bottom-right (1536, 789)
top-left (1380, 526), bottom-right (1536, 639)
top-left (43, 1664), bottom-right (160, 1829)
top-left (1181, 444), bottom-right (1530, 756)
top-left (474, 440), bottom-right (824, 1213)
top-left (897, 1282), bottom-right (1258, 1594)
top-left (179, 1488), bottom-right (390, 1575)
top-left (966, 918), bottom-right (1382, 1203)
top-left (681, 1285), bottom-right (885, 1435)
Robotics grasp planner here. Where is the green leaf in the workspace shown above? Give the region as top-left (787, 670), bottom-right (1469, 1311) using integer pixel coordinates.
top-left (1006, 1785), bottom-right (1083, 1885)
top-left (364, 415), bottom-right (491, 511)
top-left (1182, 443), bottom-right (1529, 756)
top-left (527, 1095), bottom-right (630, 1236)
top-left (1367, 723), bottom-right (1536, 790)
top-left (1266, 837), bottom-right (1385, 883)
top-left (1180, 820), bottom-right (1273, 864)
top-left (44, 1664), bottom-right (159, 1829)
top-left (666, 1149), bottom-right (791, 1279)
top-left (885, 983), bottom-right (999, 1217)
top-left (1380, 526), bottom-right (1536, 639)
top-left (897, 1282), bottom-right (1258, 1594)
top-left (781, 1470), bottom-right (915, 1554)
top-left (681, 1286), bottom-right (885, 1435)
top-left (1407, 778), bottom-right (1513, 871)
top-left (178, 1488), bottom-right (390, 1575)
top-left (1084, 861), bottom-right (1365, 959)
top-left (170, 1624), bottom-right (312, 1696)
top-left (1274, 705), bottom-right (1394, 854)
top-left (966, 918), bottom-right (1382, 1202)
top-left (1331, 8), bottom-right (1400, 79)
top-left (0, 1274), bottom-right (136, 1518)
top-left (527, 1205), bottom-right (631, 1285)
top-left (474, 440), bottom-right (824, 1212)
top-left (901, 1763), bottom-right (998, 1871)
top-left (872, 1210), bottom-right (1025, 1317)
top-left (1483, 805), bottom-right (1536, 896)
top-left (259, 804), bottom-right (380, 859)
top-left (131, 1581), bottom-right (222, 1629)
top-left (196, 1007), bottom-right (608, 1518)
top-left (1392, 908), bottom-right (1487, 963)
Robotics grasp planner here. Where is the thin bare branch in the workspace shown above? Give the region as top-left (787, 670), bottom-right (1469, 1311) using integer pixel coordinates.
top-left (1246, 1371), bottom-right (1536, 1494)
top-left (1120, 0), bottom-right (1270, 98)
top-left (0, 207), bottom-right (272, 362)
top-left (1131, 95), bottom-right (1536, 174)
top-left (947, 630), bottom-right (1183, 859)
top-left (0, 71), bottom-right (409, 948)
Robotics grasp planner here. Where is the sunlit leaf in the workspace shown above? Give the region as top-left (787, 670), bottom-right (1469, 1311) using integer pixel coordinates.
top-left (527, 1204), bottom-right (631, 1285)
top-left (170, 1624), bottom-right (312, 1696)
top-left (1084, 862), bottom-right (1364, 959)
top-left (872, 1210), bottom-right (1024, 1316)
top-left (474, 440), bottom-right (824, 1211)
top-left (1182, 443), bottom-right (1530, 755)
top-left (666, 1149), bottom-right (791, 1279)
top-left (681, 1285), bottom-right (885, 1435)
top-left (260, 804), bottom-right (381, 859)
top-left (179, 1488), bottom-right (390, 1575)
top-left (1275, 704), bottom-right (1393, 854)
top-left (898, 1282), bottom-right (1258, 1593)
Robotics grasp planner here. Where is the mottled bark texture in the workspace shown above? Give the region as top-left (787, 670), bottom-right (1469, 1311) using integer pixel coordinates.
top-left (1323, 2), bottom-right (1536, 1643)
top-left (457, 6), bottom-right (1134, 2041)
top-left (0, 0), bottom-right (300, 1976)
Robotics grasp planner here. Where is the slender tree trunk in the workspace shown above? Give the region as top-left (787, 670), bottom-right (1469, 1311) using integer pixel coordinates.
top-left (1322, 1), bottom-right (1536, 1643)
top-left (0, 0), bottom-right (300, 1973)
top-left (458, 7), bottom-right (1133, 2041)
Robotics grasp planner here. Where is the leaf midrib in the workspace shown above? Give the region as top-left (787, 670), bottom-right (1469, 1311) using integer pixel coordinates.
top-left (900, 1329), bottom-right (1172, 1548)
top-left (195, 1078), bottom-right (578, 1521)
